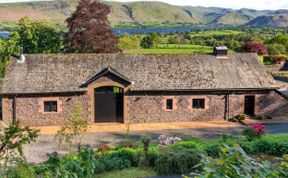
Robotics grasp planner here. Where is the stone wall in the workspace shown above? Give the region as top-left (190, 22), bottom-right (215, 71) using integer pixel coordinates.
top-left (2, 90), bottom-right (287, 126)
top-left (2, 94), bottom-right (89, 126)
top-left (127, 94), bottom-right (244, 123)
top-left (259, 91), bottom-right (288, 118)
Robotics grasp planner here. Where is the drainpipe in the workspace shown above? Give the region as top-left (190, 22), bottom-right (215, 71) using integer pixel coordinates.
top-left (227, 90), bottom-right (230, 120)
top-left (12, 95), bottom-right (16, 124)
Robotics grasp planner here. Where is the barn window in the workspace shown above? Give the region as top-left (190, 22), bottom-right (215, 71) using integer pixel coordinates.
top-left (166, 99), bottom-right (173, 110)
top-left (44, 101), bottom-right (58, 112)
top-left (192, 99), bottom-right (205, 109)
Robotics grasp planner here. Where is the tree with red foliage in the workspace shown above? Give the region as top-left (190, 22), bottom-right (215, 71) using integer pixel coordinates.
top-left (65, 0), bottom-right (120, 53)
top-left (242, 41), bottom-right (268, 55)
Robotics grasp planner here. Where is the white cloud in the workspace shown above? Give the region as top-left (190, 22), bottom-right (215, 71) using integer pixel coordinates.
top-left (0, 0), bottom-right (287, 10)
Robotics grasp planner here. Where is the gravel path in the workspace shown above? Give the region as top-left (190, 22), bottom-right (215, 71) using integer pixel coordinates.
top-left (23, 123), bottom-right (288, 164)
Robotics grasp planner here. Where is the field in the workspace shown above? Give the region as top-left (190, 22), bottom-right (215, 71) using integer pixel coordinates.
top-left (125, 44), bottom-right (213, 54)
top-left (190, 30), bottom-right (243, 37)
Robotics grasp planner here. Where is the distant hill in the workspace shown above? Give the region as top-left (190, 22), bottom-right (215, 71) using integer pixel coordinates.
top-left (247, 14), bottom-right (288, 27)
top-left (0, 0), bottom-right (288, 27)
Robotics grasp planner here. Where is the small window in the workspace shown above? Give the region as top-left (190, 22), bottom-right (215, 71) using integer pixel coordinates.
top-left (192, 99), bottom-right (205, 109)
top-left (166, 99), bottom-right (173, 110)
top-left (44, 101), bottom-right (58, 112)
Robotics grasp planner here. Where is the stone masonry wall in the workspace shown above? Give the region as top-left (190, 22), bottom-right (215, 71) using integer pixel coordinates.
top-left (127, 94), bottom-right (244, 123)
top-left (259, 91), bottom-right (288, 118)
top-left (2, 94), bottom-right (89, 126)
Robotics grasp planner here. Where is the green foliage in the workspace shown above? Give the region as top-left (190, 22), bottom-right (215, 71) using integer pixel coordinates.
top-left (141, 135), bottom-right (151, 166)
top-left (242, 139), bottom-right (288, 157)
top-left (169, 140), bottom-right (204, 150)
top-left (193, 145), bottom-right (285, 178)
top-left (267, 43), bottom-right (286, 55)
top-left (97, 148), bottom-right (141, 171)
top-left (0, 121), bottom-right (39, 170)
top-left (118, 34), bottom-right (141, 50)
top-left (154, 147), bottom-right (202, 175)
top-left (6, 164), bottom-right (36, 178)
top-left (242, 126), bottom-right (263, 141)
top-left (140, 35), bottom-right (154, 49)
top-left (0, 35), bottom-right (19, 78)
top-left (38, 145), bottom-right (98, 178)
top-left (55, 102), bottom-right (88, 151)
top-left (14, 16), bottom-right (64, 53)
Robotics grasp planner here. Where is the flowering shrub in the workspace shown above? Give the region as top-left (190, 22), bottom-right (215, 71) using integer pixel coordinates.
top-left (242, 124), bottom-right (266, 141)
top-left (251, 124), bottom-right (266, 134)
top-left (272, 55), bottom-right (287, 64)
top-left (158, 135), bottom-right (182, 145)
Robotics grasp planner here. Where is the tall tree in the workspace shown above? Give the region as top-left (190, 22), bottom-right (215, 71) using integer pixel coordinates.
top-left (65, 0), bottom-right (120, 53)
top-left (15, 16), bottom-right (64, 53)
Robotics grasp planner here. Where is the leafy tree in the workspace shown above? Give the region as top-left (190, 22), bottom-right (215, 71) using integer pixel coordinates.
top-left (14, 16), bottom-right (64, 53)
top-left (0, 35), bottom-right (19, 78)
top-left (55, 102), bottom-right (88, 152)
top-left (267, 43), bottom-right (286, 55)
top-left (118, 34), bottom-right (141, 50)
top-left (65, 0), bottom-right (120, 53)
top-left (0, 121), bottom-right (39, 170)
top-left (269, 34), bottom-right (288, 52)
top-left (140, 32), bottom-right (159, 49)
top-left (242, 41), bottom-right (268, 55)
top-left (140, 35), bottom-right (154, 49)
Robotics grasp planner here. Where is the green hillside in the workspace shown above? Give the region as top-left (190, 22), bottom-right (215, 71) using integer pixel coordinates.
top-left (0, 0), bottom-right (288, 27)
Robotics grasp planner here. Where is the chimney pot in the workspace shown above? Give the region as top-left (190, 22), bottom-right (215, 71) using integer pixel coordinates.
top-left (214, 46), bottom-right (228, 58)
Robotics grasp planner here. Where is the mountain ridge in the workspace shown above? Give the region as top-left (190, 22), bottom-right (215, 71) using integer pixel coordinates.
top-left (0, 0), bottom-right (288, 27)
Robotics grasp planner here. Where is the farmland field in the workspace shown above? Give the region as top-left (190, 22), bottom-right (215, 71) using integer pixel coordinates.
top-left (125, 44), bottom-right (214, 54)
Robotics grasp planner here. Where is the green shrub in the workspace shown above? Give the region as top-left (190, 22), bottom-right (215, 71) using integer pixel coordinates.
top-left (108, 148), bottom-right (140, 167)
top-left (37, 146), bottom-right (98, 178)
top-left (193, 145), bottom-right (282, 178)
top-left (204, 144), bottom-right (221, 157)
top-left (154, 147), bottom-right (202, 175)
top-left (98, 155), bottom-right (132, 171)
top-left (6, 164), bottom-right (36, 178)
top-left (242, 139), bottom-right (288, 157)
top-left (242, 126), bottom-right (263, 141)
top-left (263, 56), bottom-right (274, 65)
top-left (169, 141), bottom-right (204, 150)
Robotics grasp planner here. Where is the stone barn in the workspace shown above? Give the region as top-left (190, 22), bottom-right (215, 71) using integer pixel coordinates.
top-left (0, 52), bottom-right (287, 126)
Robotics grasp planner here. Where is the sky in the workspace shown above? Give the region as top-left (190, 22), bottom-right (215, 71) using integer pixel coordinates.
top-left (0, 0), bottom-right (287, 10)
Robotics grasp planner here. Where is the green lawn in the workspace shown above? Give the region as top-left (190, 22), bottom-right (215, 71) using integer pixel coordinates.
top-left (125, 44), bottom-right (213, 54)
top-left (191, 30), bottom-right (242, 37)
top-left (95, 168), bottom-right (156, 178)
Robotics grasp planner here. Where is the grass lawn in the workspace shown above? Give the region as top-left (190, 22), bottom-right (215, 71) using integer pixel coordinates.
top-left (191, 30), bottom-right (242, 37)
top-left (95, 168), bottom-right (156, 178)
top-left (125, 48), bottom-right (212, 54)
top-left (125, 44), bottom-right (213, 54)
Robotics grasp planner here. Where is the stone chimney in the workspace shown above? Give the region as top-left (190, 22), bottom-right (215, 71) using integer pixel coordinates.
top-left (17, 46), bottom-right (25, 63)
top-left (214, 46), bottom-right (228, 58)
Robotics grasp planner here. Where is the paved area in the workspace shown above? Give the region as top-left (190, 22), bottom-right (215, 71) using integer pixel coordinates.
top-left (23, 121), bottom-right (288, 164)
top-left (33, 120), bottom-right (242, 135)
top-left (24, 121), bottom-right (243, 163)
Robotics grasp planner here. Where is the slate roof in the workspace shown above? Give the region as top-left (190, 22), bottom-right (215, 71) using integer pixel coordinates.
top-left (1, 53), bottom-right (279, 94)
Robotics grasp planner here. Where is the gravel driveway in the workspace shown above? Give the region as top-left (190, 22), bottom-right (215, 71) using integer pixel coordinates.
top-left (23, 123), bottom-right (288, 164)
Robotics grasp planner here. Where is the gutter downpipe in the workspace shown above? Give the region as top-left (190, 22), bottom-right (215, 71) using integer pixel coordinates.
top-left (227, 90), bottom-right (230, 120)
top-left (12, 95), bottom-right (16, 124)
